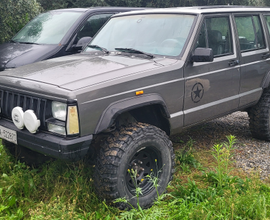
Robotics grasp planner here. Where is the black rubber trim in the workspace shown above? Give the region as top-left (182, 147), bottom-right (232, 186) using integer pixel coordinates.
top-left (0, 119), bottom-right (92, 161)
top-left (94, 93), bottom-right (169, 134)
top-left (261, 70), bottom-right (270, 89)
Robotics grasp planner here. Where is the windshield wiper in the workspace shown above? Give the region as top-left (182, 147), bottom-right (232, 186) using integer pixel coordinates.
top-left (88, 45), bottom-right (109, 54)
top-left (18, 42), bottom-right (40, 45)
top-left (115, 48), bottom-right (155, 59)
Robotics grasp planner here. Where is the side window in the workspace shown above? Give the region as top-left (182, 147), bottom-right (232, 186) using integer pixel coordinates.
top-left (76, 13), bottom-right (113, 41)
top-left (235, 15), bottom-right (265, 51)
top-left (196, 16), bottom-right (233, 57)
top-left (264, 15), bottom-right (270, 36)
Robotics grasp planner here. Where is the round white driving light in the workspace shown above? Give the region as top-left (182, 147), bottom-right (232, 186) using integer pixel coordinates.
top-left (12, 107), bottom-right (24, 129)
top-left (23, 110), bottom-right (40, 133)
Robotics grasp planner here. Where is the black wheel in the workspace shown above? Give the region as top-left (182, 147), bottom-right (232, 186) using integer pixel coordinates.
top-left (94, 122), bottom-right (174, 209)
top-left (2, 139), bottom-right (51, 166)
top-left (248, 89), bottom-right (270, 140)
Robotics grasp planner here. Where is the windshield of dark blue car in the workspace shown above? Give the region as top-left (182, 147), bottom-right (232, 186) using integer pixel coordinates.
top-left (12, 11), bottom-right (82, 45)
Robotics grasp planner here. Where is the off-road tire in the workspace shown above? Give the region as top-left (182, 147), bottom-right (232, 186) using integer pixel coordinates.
top-left (2, 140), bottom-right (51, 166)
top-left (93, 122), bottom-right (175, 209)
top-left (248, 89), bottom-right (270, 140)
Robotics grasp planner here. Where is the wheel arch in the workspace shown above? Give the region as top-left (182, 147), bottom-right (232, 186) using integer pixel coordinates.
top-left (94, 93), bottom-right (171, 135)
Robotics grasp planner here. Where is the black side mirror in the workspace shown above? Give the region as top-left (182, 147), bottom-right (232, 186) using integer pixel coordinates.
top-left (73, 37), bottom-right (92, 51)
top-left (0, 64), bottom-right (5, 71)
top-left (191, 47), bottom-right (213, 62)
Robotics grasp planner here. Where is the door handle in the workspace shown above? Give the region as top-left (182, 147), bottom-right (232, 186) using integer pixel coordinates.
top-left (228, 60), bottom-right (239, 67)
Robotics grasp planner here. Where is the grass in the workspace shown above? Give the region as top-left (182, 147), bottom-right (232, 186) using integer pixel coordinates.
top-left (0, 135), bottom-right (270, 219)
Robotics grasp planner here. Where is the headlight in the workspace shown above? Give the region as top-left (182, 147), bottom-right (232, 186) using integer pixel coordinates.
top-left (49, 102), bottom-right (79, 136)
top-left (48, 123), bottom-right (66, 136)
top-left (52, 101), bottom-right (67, 121)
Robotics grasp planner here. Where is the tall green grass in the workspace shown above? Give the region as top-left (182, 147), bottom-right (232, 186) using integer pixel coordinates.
top-left (0, 135), bottom-right (269, 219)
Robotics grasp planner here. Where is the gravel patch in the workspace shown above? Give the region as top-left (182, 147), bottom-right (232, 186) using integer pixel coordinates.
top-left (171, 111), bottom-right (270, 180)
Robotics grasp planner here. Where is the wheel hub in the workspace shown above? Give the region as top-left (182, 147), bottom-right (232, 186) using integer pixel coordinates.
top-left (131, 160), bottom-right (144, 182)
top-left (126, 147), bottom-right (160, 196)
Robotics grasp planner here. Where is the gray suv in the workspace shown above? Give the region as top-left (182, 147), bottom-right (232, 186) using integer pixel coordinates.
top-left (1, 6), bottom-right (270, 208)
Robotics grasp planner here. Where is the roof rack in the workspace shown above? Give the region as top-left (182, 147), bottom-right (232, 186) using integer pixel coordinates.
top-left (190, 5), bottom-right (260, 10)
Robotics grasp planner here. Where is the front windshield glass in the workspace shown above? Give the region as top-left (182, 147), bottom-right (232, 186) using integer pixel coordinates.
top-left (86, 14), bottom-right (195, 57)
top-left (12, 11), bottom-right (82, 44)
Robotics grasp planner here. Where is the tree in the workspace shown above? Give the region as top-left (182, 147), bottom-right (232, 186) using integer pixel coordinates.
top-left (261, 0), bottom-right (270, 6)
top-left (37, 0), bottom-right (266, 10)
top-left (0, 0), bottom-right (42, 44)
top-left (38, 0), bottom-right (109, 11)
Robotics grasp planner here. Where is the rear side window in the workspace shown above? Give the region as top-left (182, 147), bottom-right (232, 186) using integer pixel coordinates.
top-left (235, 15), bottom-right (265, 51)
top-left (196, 16), bottom-right (233, 57)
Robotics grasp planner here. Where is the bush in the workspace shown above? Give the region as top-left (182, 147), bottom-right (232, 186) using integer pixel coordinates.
top-left (37, 0), bottom-right (69, 11)
top-left (38, 0), bottom-right (109, 11)
top-left (0, 0), bottom-right (42, 44)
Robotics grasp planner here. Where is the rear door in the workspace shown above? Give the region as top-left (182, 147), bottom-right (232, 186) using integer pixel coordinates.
top-left (183, 14), bottom-right (240, 126)
top-left (234, 13), bottom-right (270, 108)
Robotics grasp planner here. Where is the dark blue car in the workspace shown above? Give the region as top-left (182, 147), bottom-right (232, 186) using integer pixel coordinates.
top-left (0, 7), bottom-right (143, 71)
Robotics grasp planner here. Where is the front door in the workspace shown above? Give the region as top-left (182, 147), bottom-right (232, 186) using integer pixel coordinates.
top-left (183, 14), bottom-right (240, 127)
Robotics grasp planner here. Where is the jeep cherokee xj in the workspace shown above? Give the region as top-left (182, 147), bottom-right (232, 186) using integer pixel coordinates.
top-left (1, 6), bottom-right (270, 208)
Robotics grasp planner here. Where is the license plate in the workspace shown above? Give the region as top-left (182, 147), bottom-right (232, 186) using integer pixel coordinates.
top-left (0, 125), bottom-right (17, 144)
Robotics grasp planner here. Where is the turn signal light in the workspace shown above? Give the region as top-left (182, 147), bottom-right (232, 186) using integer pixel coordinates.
top-left (136, 90), bottom-right (144, 96)
top-left (67, 106), bottom-right (79, 135)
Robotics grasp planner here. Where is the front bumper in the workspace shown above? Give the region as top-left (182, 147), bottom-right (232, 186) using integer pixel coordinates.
top-left (0, 119), bottom-right (92, 161)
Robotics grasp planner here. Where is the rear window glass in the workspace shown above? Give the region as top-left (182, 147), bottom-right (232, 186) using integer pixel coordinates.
top-left (235, 15), bottom-right (265, 51)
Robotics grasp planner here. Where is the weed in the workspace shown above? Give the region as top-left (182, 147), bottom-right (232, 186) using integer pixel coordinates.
top-left (127, 168), bottom-right (145, 214)
top-left (115, 159), bottom-right (164, 218)
top-left (1, 135), bottom-right (270, 219)
top-left (175, 138), bottom-right (201, 172)
top-left (146, 159), bottom-right (163, 198)
top-left (209, 135), bottom-right (236, 188)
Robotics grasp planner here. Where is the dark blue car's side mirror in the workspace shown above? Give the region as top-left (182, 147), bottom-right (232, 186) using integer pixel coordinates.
top-left (73, 37), bottom-right (92, 51)
top-left (0, 64), bottom-right (5, 71)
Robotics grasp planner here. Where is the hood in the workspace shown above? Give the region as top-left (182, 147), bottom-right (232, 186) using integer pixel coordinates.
top-left (0, 42), bottom-right (61, 70)
top-left (0, 53), bottom-right (178, 91)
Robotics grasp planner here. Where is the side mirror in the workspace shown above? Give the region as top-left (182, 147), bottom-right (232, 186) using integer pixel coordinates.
top-left (191, 47), bottom-right (213, 62)
top-left (73, 37), bottom-right (92, 51)
top-left (0, 64), bottom-right (5, 71)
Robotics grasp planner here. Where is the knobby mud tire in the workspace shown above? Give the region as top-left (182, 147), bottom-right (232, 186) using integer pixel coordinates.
top-left (248, 89), bottom-right (270, 141)
top-left (93, 122), bottom-right (175, 209)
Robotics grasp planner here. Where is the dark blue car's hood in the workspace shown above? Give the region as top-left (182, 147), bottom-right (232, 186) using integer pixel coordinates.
top-left (0, 42), bottom-right (62, 70)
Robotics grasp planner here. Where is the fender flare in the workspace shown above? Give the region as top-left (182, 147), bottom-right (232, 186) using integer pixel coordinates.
top-left (94, 93), bottom-right (170, 134)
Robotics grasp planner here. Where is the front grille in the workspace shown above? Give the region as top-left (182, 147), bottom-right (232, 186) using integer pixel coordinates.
top-left (0, 89), bottom-right (51, 130)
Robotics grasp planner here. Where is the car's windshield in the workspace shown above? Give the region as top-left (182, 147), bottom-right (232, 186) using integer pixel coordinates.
top-left (85, 14), bottom-right (195, 57)
top-left (12, 11), bottom-right (82, 44)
